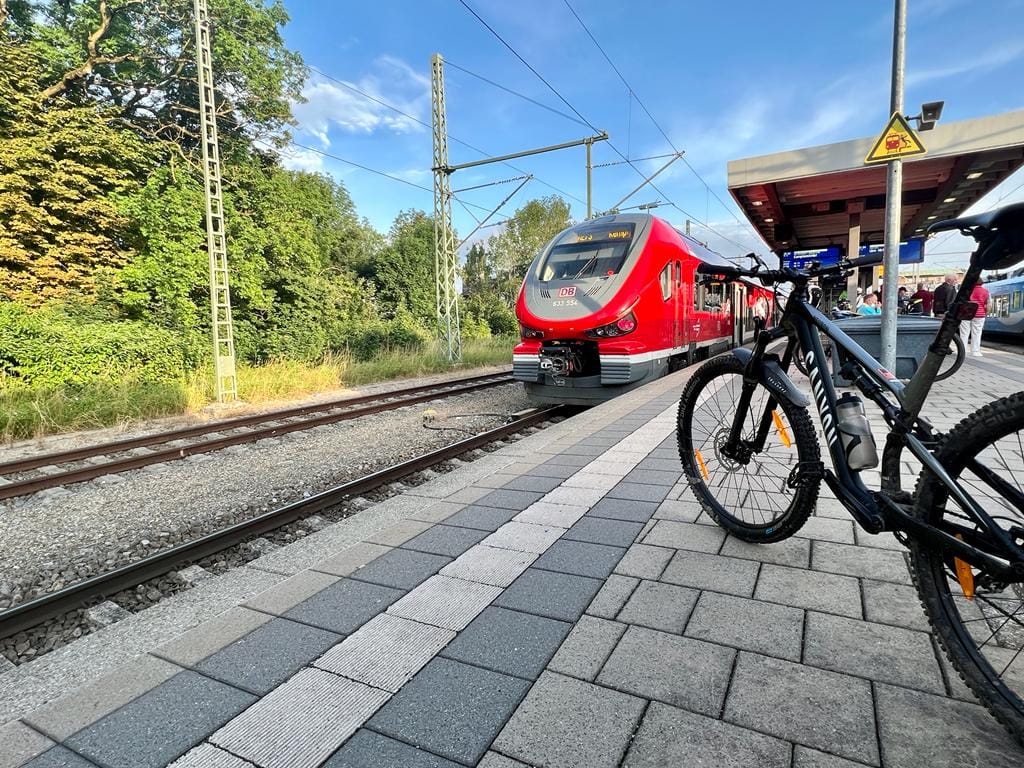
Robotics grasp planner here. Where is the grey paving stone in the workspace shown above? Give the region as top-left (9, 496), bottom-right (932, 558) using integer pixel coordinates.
top-left (25, 654), bottom-right (185, 742)
top-left (586, 498), bottom-right (659, 523)
top-left (475, 489), bottom-right (546, 511)
top-left (477, 753), bottom-right (530, 768)
top-left (614, 543), bottom-right (673, 579)
top-left (316, 613), bottom-right (454, 692)
top-left (635, 457), bottom-right (684, 472)
top-left (367, 519), bottom-right (435, 546)
top-left (369, 657), bottom-right (530, 766)
top-left (792, 746), bottom-right (869, 768)
top-left (754, 563), bottom-right (863, 618)
top-left (515, 502), bottom-right (587, 528)
top-left (803, 611), bottom-right (944, 694)
top-left (284, 578), bottom-right (403, 635)
top-left (660, 549), bottom-right (759, 597)
top-left (623, 701), bottom-right (790, 768)
top-left (408, 500), bottom-right (464, 524)
top-left (543, 453), bottom-right (593, 467)
top-left (482, 521), bottom-right (565, 554)
top-left (401, 524), bottom-right (489, 558)
top-left (212, 668), bottom-right (388, 768)
top-left (860, 578), bottom-right (931, 632)
top-left (439, 544), bottom-right (536, 587)
top-left (605, 481), bottom-right (671, 503)
top-left (495, 568), bottom-right (604, 622)
top-left (0, 720), bottom-right (54, 768)
top-left (441, 606), bottom-right (570, 680)
top-left (323, 729), bottom-right (462, 768)
top-left (724, 652), bottom-right (878, 765)
top-left (623, 468), bottom-right (682, 486)
top-left (441, 505), bottom-right (520, 532)
top-left (19, 746), bottom-right (96, 768)
top-left (243, 569), bottom-right (340, 615)
top-left (720, 535), bottom-right (811, 567)
top-left (812, 540), bottom-right (911, 584)
top-left (533, 540), bottom-right (625, 579)
top-left (502, 475), bottom-right (564, 493)
top-left (564, 517), bottom-right (644, 547)
top-left (310, 542), bottom-right (394, 578)
top-left (599, 625), bottom-right (735, 715)
top-left (494, 671), bottom-right (645, 768)
top-left (527, 463), bottom-right (580, 478)
top-left (388, 574), bottom-right (502, 630)
top-left (796, 515), bottom-right (856, 544)
top-left (875, 682), bottom-right (1022, 768)
top-left (652, 499), bottom-right (702, 523)
top-left (65, 671), bottom-right (256, 768)
top-left (557, 443), bottom-right (608, 456)
top-left (642, 520), bottom-right (726, 553)
top-left (548, 615), bottom-right (627, 681)
top-left (168, 743), bottom-right (255, 767)
top-left (616, 580), bottom-right (700, 634)
top-left (196, 617), bottom-right (341, 695)
top-left (586, 574), bottom-right (639, 619)
top-left (685, 591), bottom-right (804, 661)
top-left (349, 548), bottom-right (451, 590)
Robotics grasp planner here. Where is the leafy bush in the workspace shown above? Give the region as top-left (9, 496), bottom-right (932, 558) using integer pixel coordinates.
top-left (0, 302), bottom-right (187, 388)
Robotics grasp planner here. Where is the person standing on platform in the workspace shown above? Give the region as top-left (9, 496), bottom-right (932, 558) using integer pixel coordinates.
top-left (911, 282), bottom-right (933, 315)
top-left (858, 293), bottom-right (882, 315)
top-left (960, 277), bottom-right (989, 357)
top-left (933, 273), bottom-right (957, 316)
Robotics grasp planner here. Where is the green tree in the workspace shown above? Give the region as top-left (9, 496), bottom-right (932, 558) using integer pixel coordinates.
top-left (0, 42), bottom-right (153, 304)
top-left (486, 195), bottom-right (570, 306)
top-left (461, 242), bottom-right (491, 298)
top-left (370, 210), bottom-right (437, 328)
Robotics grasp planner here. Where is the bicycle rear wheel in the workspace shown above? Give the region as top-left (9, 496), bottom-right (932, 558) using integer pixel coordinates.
top-left (910, 392), bottom-right (1024, 744)
top-left (677, 355), bottom-right (820, 542)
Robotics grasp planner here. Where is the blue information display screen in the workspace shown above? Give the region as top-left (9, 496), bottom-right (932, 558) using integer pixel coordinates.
top-left (781, 239), bottom-right (925, 269)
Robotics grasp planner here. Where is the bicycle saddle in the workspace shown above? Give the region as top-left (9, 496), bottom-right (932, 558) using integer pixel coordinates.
top-left (928, 201), bottom-right (1024, 270)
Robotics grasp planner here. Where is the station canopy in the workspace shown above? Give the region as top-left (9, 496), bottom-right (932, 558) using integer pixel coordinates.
top-left (727, 110), bottom-right (1024, 254)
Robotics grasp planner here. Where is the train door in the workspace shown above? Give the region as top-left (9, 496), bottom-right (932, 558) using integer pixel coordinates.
top-left (674, 261), bottom-right (684, 350)
top-left (732, 283), bottom-right (746, 347)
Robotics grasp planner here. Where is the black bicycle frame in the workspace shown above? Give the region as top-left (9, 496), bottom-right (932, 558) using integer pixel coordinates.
top-left (732, 281), bottom-right (1024, 581)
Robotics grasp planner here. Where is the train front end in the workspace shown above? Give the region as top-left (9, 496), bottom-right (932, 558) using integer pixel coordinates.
top-left (513, 214), bottom-right (666, 405)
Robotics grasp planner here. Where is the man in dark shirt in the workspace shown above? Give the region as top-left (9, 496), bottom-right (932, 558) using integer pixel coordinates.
top-left (932, 274), bottom-right (957, 316)
top-left (910, 282), bottom-right (933, 315)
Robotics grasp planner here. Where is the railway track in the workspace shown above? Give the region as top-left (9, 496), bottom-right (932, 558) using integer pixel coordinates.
top-left (0, 405), bottom-right (564, 642)
top-left (0, 370), bottom-right (513, 501)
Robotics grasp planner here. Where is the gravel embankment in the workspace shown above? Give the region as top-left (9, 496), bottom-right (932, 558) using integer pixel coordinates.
top-left (0, 384), bottom-right (531, 610)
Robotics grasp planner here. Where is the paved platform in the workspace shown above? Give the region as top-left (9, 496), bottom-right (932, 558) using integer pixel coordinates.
top-left (2, 347), bottom-right (1024, 768)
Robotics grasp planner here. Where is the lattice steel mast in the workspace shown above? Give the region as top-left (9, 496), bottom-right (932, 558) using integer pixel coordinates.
top-left (431, 53), bottom-right (461, 363)
top-left (194, 0), bottom-right (238, 401)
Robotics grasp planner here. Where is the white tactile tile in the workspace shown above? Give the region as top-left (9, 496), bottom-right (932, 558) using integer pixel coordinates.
top-left (559, 473), bottom-right (622, 491)
top-left (514, 502), bottom-right (589, 529)
top-left (211, 668), bottom-right (389, 768)
top-left (481, 521), bottom-right (567, 554)
top-left (387, 575), bottom-right (502, 630)
top-left (169, 743), bottom-right (256, 768)
top-left (439, 544), bottom-right (537, 587)
top-left (315, 613), bottom-right (454, 692)
top-left (541, 487), bottom-right (607, 508)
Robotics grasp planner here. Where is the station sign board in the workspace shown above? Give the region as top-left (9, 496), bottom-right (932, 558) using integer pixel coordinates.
top-left (858, 239), bottom-right (925, 265)
top-left (781, 246), bottom-right (841, 270)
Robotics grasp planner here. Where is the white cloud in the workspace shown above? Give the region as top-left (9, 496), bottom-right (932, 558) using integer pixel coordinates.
top-left (279, 146), bottom-right (325, 173)
top-left (292, 56), bottom-right (430, 146)
top-left (906, 40), bottom-right (1024, 86)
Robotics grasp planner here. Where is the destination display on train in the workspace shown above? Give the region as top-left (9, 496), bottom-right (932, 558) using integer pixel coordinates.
top-left (565, 225), bottom-right (634, 244)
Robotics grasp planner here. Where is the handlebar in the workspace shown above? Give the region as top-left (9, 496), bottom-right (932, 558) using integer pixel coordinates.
top-left (696, 251), bottom-right (884, 285)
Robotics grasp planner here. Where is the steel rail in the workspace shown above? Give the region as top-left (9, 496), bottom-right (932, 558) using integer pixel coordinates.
top-left (0, 370), bottom-right (512, 474)
top-left (0, 374), bottom-right (514, 501)
top-left (0, 406), bottom-right (564, 641)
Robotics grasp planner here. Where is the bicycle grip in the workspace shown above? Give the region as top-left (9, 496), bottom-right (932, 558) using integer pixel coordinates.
top-left (696, 263), bottom-right (744, 278)
top-left (846, 253), bottom-right (883, 269)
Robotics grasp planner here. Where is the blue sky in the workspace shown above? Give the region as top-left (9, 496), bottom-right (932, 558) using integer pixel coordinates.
top-left (275, 0), bottom-right (1024, 268)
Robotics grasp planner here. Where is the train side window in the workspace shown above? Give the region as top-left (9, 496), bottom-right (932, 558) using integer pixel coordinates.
top-left (660, 264), bottom-right (672, 300)
top-left (996, 296), bottom-right (1010, 318)
top-left (1013, 291), bottom-right (1022, 312)
top-left (704, 281), bottom-right (725, 313)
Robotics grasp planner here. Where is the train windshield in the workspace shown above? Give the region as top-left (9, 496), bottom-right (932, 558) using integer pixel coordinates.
top-left (539, 224), bottom-right (636, 281)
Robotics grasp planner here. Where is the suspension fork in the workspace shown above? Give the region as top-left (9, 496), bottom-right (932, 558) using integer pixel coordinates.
top-left (725, 328), bottom-right (786, 456)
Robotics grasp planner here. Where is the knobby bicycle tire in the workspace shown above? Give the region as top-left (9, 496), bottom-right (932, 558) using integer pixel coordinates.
top-left (677, 355), bottom-right (821, 542)
top-left (909, 391), bottom-right (1024, 745)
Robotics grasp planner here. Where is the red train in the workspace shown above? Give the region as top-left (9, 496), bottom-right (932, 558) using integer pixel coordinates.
top-left (513, 213), bottom-right (773, 405)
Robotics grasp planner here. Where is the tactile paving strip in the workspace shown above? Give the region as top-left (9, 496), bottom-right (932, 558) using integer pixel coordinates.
top-left (387, 575), bottom-right (503, 630)
top-left (439, 544), bottom-right (538, 587)
top-left (169, 743), bottom-right (255, 768)
top-left (314, 613), bottom-right (454, 692)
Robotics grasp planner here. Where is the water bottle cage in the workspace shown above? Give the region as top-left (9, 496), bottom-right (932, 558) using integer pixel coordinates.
top-left (786, 461), bottom-right (825, 489)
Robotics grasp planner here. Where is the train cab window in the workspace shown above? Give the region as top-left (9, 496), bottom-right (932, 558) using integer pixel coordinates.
top-left (539, 224), bottom-right (636, 281)
top-left (660, 264), bottom-right (672, 300)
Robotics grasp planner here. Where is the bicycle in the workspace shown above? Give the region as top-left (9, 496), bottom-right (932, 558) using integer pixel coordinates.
top-left (676, 202), bottom-right (1024, 743)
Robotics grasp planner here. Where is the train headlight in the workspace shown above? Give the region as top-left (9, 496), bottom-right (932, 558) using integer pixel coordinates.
top-left (585, 312), bottom-right (637, 338)
top-left (521, 324), bottom-right (544, 339)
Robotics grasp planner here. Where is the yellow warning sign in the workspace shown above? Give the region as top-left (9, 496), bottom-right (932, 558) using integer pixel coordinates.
top-left (865, 112), bottom-right (926, 164)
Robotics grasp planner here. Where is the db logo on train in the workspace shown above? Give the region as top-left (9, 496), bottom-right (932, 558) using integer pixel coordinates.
top-left (557, 286), bottom-right (577, 298)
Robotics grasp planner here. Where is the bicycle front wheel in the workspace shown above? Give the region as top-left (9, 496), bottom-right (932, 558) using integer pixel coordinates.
top-left (677, 355), bottom-right (821, 542)
top-left (910, 392), bottom-right (1024, 744)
